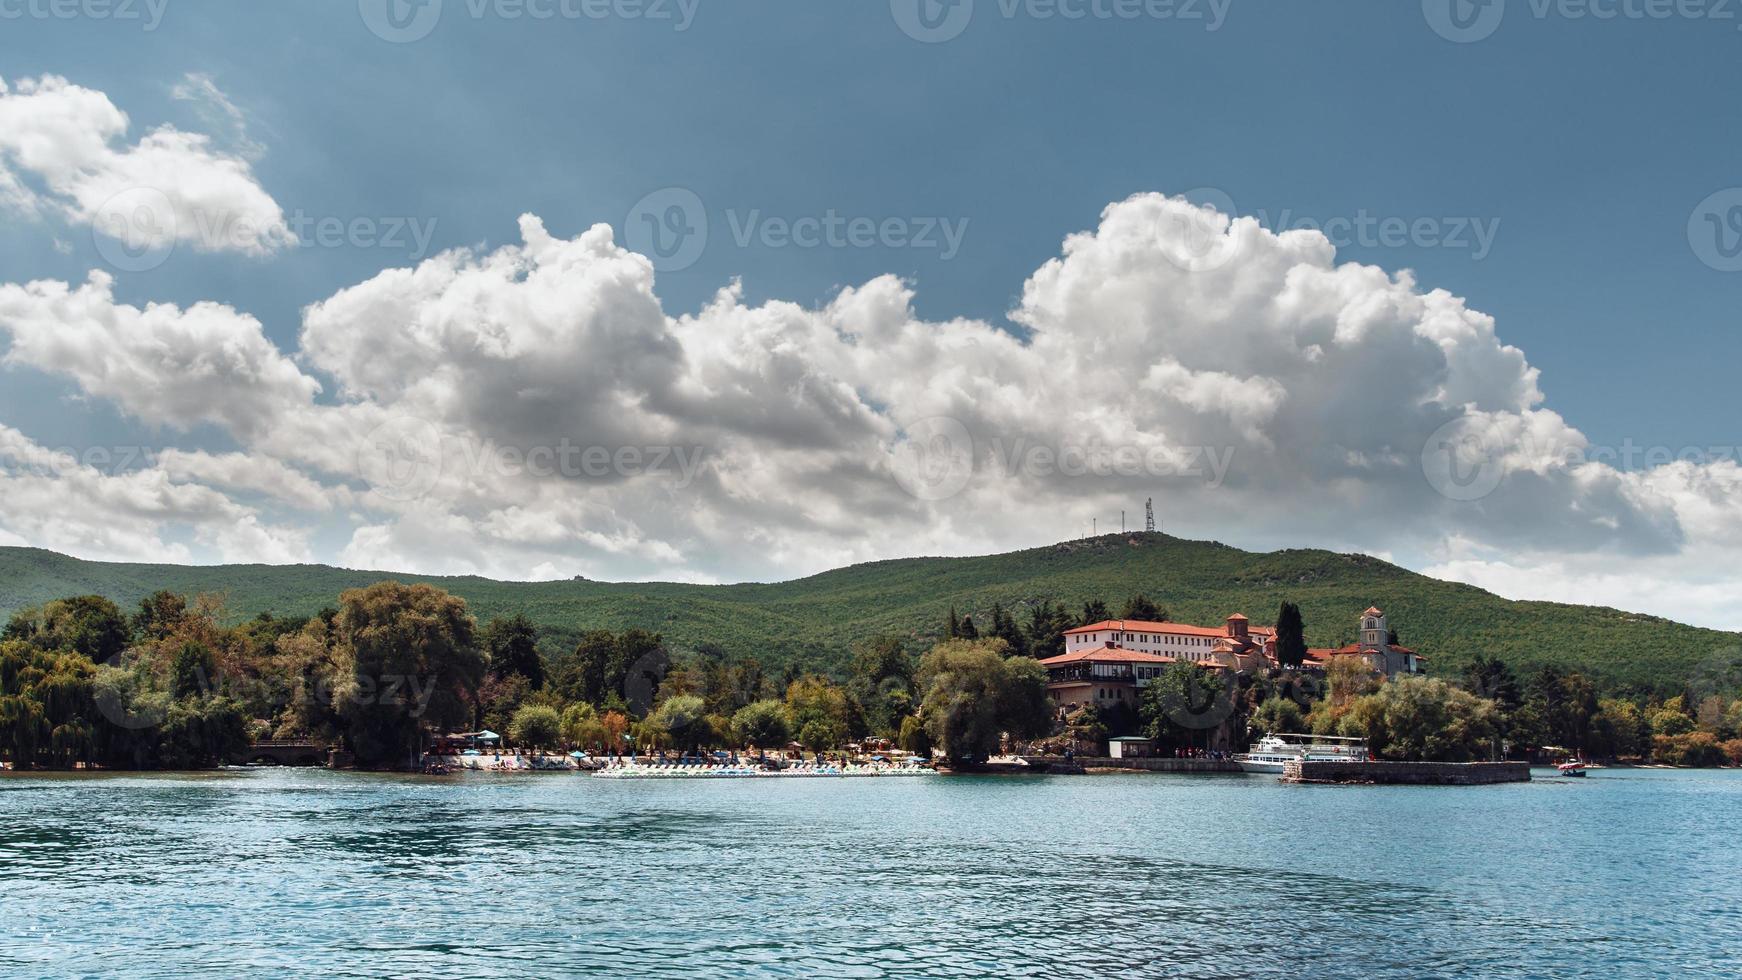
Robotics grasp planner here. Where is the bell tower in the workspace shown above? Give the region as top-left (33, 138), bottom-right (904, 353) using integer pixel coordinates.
top-left (1359, 607), bottom-right (1388, 651)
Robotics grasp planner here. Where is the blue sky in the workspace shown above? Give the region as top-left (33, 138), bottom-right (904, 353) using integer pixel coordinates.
top-left (1, 1), bottom-right (1741, 625)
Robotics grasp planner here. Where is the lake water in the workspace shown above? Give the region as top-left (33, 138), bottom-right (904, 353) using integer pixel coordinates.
top-left (2, 767), bottom-right (1738, 978)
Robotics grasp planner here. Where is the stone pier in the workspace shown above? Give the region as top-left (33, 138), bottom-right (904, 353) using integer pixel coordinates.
top-left (1283, 760), bottom-right (1530, 785)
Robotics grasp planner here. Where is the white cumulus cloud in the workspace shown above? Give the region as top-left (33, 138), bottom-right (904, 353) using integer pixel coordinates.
top-left (0, 74), bottom-right (290, 257)
top-left (2, 192), bottom-right (1741, 628)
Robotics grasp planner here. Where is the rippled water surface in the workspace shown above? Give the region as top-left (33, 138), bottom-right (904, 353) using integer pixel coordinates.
top-left (2, 767), bottom-right (1738, 978)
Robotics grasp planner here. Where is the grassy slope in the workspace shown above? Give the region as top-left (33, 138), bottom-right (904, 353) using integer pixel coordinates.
top-left (0, 534), bottom-right (1731, 690)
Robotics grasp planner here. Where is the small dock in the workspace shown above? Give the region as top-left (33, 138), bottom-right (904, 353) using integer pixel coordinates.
top-left (1283, 760), bottom-right (1530, 785)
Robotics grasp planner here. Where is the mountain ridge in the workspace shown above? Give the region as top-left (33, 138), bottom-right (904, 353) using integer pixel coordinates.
top-left (0, 535), bottom-right (1729, 692)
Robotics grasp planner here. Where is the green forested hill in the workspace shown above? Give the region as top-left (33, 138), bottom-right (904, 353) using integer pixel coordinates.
top-left (0, 534), bottom-right (1731, 692)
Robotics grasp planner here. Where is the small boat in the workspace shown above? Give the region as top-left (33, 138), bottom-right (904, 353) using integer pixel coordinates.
top-left (1235, 734), bottom-right (1368, 774)
top-left (1556, 761), bottom-right (1587, 777)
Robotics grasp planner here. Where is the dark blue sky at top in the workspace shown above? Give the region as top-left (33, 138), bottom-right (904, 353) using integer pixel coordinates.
top-left (1, 0), bottom-right (1738, 460)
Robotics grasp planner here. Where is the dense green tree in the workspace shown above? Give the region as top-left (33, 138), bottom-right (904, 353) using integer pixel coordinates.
top-left (848, 635), bottom-right (915, 736)
top-left (732, 699), bottom-right (792, 750)
top-left (1592, 698), bottom-right (1650, 758)
top-left (1650, 706), bottom-right (1696, 737)
top-left (1340, 676), bottom-right (1501, 762)
top-left (957, 615), bottom-right (979, 640)
top-left (482, 614), bottom-right (545, 689)
top-left (650, 694), bottom-right (713, 752)
top-left (169, 641), bottom-right (217, 700)
top-left (1080, 599), bottom-right (1110, 626)
top-left (1463, 655), bottom-right (1523, 710)
top-left (559, 702), bottom-right (603, 749)
top-left (1139, 662), bottom-right (1230, 751)
top-left (988, 603), bottom-right (1028, 658)
top-left (785, 676), bottom-right (852, 751)
top-left (327, 582), bottom-right (486, 768)
top-left (914, 638), bottom-right (1049, 763)
top-left (152, 695), bottom-right (250, 770)
top-left (133, 591), bottom-right (190, 642)
top-left (1120, 594), bottom-right (1165, 621)
top-left (508, 704), bottom-right (562, 749)
top-left (897, 713), bottom-right (932, 757)
top-left (1274, 602), bottom-right (1307, 669)
top-left (6, 596), bottom-right (131, 663)
top-left (1521, 666), bottom-right (1600, 752)
top-left (551, 629), bottom-right (668, 713)
top-left (1025, 601), bottom-right (1072, 659)
top-left (1251, 696), bottom-right (1306, 737)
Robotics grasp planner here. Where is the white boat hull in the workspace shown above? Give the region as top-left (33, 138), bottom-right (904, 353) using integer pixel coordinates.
top-left (1237, 759), bottom-right (1288, 774)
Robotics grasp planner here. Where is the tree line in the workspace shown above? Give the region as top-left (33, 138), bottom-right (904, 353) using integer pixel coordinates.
top-left (8, 584), bottom-right (1738, 771)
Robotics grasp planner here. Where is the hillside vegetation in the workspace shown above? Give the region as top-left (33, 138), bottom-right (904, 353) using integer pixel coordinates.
top-left (0, 534), bottom-right (1731, 691)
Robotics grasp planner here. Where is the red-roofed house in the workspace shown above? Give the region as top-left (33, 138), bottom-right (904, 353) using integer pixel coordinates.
top-left (1062, 614), bottom-right (1274, 670)
top-left (1037, 646), bottom-right (1179, 713)
top-left (1044, 613), bottom-right (1272, 712)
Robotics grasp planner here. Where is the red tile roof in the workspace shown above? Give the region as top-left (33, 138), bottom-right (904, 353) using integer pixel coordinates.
top-left (1307, 644), bottom-right (1421, 658)
top-left (1038, 648), bottom-right (1178, 666)
top-left (1064, 618), bottom-right (1274, 639)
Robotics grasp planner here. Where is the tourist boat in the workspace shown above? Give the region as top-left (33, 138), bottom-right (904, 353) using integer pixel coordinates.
top-left (1234, 733), bottom-right (1369, 774)
top-left (1556, 760), bottom-right (1587, 777)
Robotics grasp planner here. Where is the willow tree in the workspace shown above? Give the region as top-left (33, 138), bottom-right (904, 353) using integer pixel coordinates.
top-left (329, 582), bottom-right (485, 768)
top-left (915, 638), bottom-right (1049, 763)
